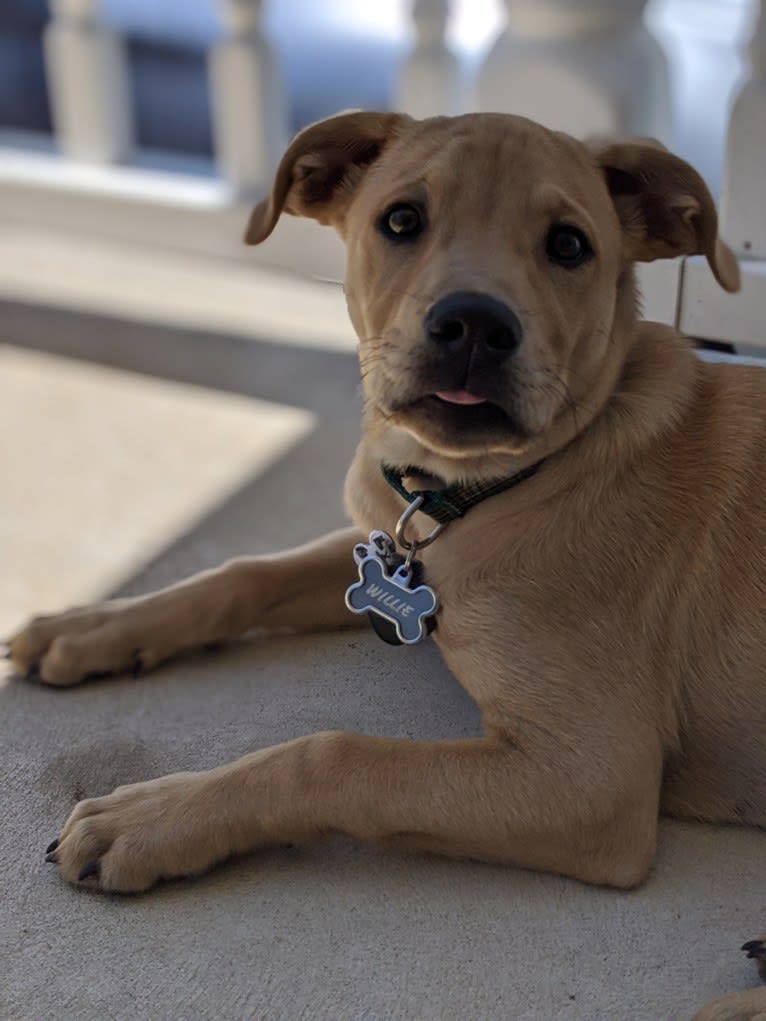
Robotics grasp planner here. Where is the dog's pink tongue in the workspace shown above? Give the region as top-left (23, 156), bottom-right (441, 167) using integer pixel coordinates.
top-left (435, 390), bottom-right (487, 406)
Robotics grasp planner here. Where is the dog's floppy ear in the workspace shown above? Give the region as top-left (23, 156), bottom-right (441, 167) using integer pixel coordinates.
top-left (245, 110), bottom-right (410, 245)
top-left (593, 141), bottom-right (740, 292)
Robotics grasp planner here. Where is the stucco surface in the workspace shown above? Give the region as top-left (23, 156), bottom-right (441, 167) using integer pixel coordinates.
top-left (1, 301), bottom-right (762, 1021)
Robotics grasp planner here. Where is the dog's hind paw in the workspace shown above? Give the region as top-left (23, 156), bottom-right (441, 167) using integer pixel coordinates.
top-left (743, 937), bottom-right (766, 983)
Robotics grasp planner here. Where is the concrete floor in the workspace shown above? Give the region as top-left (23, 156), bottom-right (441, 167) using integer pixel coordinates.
top-left (1, 296), bottom-right (764, 1021)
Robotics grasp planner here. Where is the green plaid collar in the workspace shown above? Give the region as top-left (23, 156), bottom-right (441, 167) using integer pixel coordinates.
top-left (380, 459), bottom-right (545, 525)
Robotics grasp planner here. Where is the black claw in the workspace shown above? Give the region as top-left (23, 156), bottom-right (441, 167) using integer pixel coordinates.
top-left (78, 861), bottom-right (100, 882)
top-left (45, 838), bottom-right (59, 855)
top-left (45, 851), bottom-right (58, 864)
top-left (131, 653), bottom-right (143, 679)
top-left (742, 939), bottom-right (766, 958)
top-left (25, 663), bottom-right (40, 680)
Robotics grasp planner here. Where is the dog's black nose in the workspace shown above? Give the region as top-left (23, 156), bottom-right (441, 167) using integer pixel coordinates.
top-left (424, 291), bottom-right (522, 359)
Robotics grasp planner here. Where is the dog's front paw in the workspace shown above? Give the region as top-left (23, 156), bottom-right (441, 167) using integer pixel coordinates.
top-left (45, 772), bottom-right (231, 893)
top-left (6, 600), bottom-right (173, 686)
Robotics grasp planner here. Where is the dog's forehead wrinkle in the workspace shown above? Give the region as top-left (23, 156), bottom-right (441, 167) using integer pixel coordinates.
top-left (371, 132), bottom-right (451, 191)
top-left (382, 116), bottom-right (585, 195)
top-left (532, 181), bottom-right (594, 222)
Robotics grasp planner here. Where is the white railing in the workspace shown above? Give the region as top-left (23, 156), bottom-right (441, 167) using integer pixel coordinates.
top-left (472, 0), bottom-right (672, 142)
top-left (42, 0), bottom-right (288, 195)
top-left (44, 0), bottom-right (134, 164)
top-left (680, 0), bottom-right (766, 350)
top-left (36, 0), bottom-right (678, 183)
top-left (209, 0), bottom-right (288, 196)
top-left (0, 0), bottom-right (764, 349)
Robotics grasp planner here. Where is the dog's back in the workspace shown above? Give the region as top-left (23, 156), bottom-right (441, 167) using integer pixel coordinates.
top-left (657, 353), bottom-right (766, 826)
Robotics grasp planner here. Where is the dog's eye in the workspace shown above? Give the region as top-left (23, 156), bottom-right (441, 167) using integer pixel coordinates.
top-left (545, 225), bottom-right (592, 268)
top-left (380, 204), bottom-right (424, 240)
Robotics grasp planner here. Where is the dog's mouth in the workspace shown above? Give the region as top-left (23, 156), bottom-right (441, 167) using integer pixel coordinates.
top-left (401, 391), bottom-right (521, 441)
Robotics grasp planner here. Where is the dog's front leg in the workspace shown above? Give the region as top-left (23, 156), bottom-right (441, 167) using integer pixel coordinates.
top-left (48, 731), bottom-right (659, 892)
top-left (7, 527), bottom-right (366, 685)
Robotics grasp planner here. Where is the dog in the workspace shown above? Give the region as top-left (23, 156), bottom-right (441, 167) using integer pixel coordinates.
top-left (7, 111), bottom-right (765, 1020)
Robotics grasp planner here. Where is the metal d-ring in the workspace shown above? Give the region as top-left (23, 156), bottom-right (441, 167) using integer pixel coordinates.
top-left (395, 496), bottom-right (447, 569)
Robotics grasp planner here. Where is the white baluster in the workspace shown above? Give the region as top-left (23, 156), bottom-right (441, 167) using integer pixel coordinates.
top-left (43, 0), bottom-right (133, 164)
top-left (397, 0), bottom-right (461, 118)
top-left (209, 0), bottom-right (288, 198)
top-left (472, 0), bottom-right (671, 142)
top-left (720, 0), bottom-right (766, 258)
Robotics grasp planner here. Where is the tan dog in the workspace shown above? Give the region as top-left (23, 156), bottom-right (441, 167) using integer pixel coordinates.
top-left (7, 112), bottom-right (765, 1020)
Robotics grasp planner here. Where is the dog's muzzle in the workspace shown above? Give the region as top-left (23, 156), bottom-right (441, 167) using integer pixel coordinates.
top-left (424, 291), bottom-right (522, 364)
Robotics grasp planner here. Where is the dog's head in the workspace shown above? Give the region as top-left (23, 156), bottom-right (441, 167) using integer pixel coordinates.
top-left (247, 112), bottom-right (738, 466)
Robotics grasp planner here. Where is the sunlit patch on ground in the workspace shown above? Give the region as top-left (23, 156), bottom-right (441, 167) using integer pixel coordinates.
top-left (0, 346), bottom-right (315, 645)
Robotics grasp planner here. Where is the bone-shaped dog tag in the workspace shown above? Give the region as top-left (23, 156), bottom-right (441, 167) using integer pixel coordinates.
top-left (345, 553), bottom-right (438, 645)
